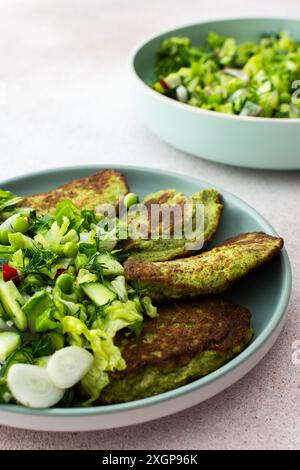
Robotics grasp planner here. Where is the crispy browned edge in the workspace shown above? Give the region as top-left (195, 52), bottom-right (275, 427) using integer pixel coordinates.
top-left (124, 232), bottom-right (284, 287)
top-left (217, 232), bottom-right (283, 248)
top-left (20, 169), bottom-right (129, 211)
top-left (110, 298), bottom-right (251, 380)
top-left (203, 191), bottom-right (223, 245)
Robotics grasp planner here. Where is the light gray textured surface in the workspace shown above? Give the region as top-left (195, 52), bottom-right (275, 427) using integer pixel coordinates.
top-left (0, 0), bottom-right (299, 450)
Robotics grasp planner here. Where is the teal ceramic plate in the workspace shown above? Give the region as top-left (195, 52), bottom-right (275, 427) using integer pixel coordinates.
top-left (0, 166), bottom-right (292, 431)
top-left (131, 17), bottom-right (300, 169)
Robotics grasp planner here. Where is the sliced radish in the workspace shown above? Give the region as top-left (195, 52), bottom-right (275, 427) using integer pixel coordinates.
top-left (2, 264), bottom-right (20, 285)
top-left (160, 79), bottom-right (169, 90)
top-left (55, 268), bottom-right (66, 278)
top-left (7, 364), bottom-right (64, 408)
top-left (47, 346), bottom-right (93, 389)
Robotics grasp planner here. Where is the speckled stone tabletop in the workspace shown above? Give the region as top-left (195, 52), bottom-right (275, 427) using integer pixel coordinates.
top-left (0, 0), bottom-right (299, 450)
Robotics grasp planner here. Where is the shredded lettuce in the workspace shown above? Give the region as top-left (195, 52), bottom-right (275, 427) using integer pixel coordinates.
top-left (92, 300), bottom-right (143, 337)
top-left (0, 195), bottom-right (162, 408)
top-left (141, 296), bottom-right (158, 318)
top-left (62, 316), bottom-right (126, 403)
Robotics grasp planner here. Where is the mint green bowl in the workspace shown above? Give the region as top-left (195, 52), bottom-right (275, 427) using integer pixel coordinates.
top-left (131, 17), bottom-right (300, 169)
top-left (0, 166), bottom-right (292, 431)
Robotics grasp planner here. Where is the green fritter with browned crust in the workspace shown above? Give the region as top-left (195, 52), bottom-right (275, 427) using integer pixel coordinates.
top-left (20, 169), bottom-right (129, 215)
top-left (121, 188), bottom-right (223, 261)
top-left (124, 232), bottom-right (284, 301)
top-left (100, 298), bottom-right (253, 403)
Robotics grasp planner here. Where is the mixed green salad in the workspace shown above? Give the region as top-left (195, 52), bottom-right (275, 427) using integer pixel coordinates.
top-left (0, 190), bottom-right (157, 408)
top-left (153, 31), bottom-right (300, 117)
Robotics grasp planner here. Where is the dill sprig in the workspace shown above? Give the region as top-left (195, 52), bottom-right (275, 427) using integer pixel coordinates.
top-left (83, 253), bottom-right (106, 282)
top-left (21, 247), bottom-right (59, 276)
top-left (29, 214), bottom-right (54, 234)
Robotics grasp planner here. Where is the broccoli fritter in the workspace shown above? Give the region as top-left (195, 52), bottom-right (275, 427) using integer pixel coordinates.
top-left (122, 188), bottom-right (223, 261)
top-left (20, 169), bottom-right (129, 215)
top-left (100, 298), bottom-right (253, 403)
top-left (124, 232), bottom-right (283, 301)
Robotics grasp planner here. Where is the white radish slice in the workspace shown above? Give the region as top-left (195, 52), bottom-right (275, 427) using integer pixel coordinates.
top-left (47, 346), bottom-right (93, 389)
top-left (7, 364), bottom-right (64, 408)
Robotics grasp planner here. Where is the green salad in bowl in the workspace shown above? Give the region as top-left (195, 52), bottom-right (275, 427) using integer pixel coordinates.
top-left (153, 31), bottom-right (300, 118)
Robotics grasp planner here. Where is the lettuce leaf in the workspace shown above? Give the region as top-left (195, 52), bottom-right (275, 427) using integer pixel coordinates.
top-left (52, 285), bottom-right (87, 321)
top-left (22, 290), bottom-right (61, 333)
top-left (55, 200), bottom-right (81, 229)
top-left (141, 296), bottom-right (158, 318)
top-left (61, 316), bottom-right (126, 403)
top-left (8, 233), bottom-right (36, 251)
top-left (93, 300), bottom-right (143, 337)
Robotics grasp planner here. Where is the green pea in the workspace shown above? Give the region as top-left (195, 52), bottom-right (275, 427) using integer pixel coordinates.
top-left (123, 192), bottom-right (138, 209)
top-left (63, 241), bottom-right (78, 258)
top-left (0, 229), bottom-right (10, 245)
top-left (11, 217), bottom-right (30, 233)
top-left (279, 92), bottom-right (290, 104)
top-left (56, 272), bottom-right (73, 294)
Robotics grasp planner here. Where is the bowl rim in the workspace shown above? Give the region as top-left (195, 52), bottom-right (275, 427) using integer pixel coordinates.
top-left (130, 15), bottom-right (300, 124)
top-left (0, 164), bottom-right (292, 417)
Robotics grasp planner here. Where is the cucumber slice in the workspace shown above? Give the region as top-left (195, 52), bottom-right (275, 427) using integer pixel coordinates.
top-left (47, 346), bottom-right (93, 389)
top-left (96, 254), bottom-right (124, 276)
top-left (0, 213), bottom-right (21, 232)
top-left (0, 332), bottom-right (21, 361)
top-left (7, 364), bottom-right (64, 408)
top-left (82, 282), bottom-right (116, 306)
top-left (110, 275), bottom-right (128, 302)
top-left (0, 280), bottom-right (27, 331)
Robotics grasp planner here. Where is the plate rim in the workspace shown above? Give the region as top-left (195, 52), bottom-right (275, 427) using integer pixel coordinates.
top-left (0, 164), bottom-right (292, 418)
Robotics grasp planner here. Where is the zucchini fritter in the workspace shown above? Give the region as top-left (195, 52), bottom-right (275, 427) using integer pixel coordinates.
top-left (100, 298), bottom-right (253, 403)
top-left (125, 232), bottom-right (283, 301)
top-left (20, 169), bottom-right (129, 214)
top-left (122, 188), bottom-right (223, 261)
